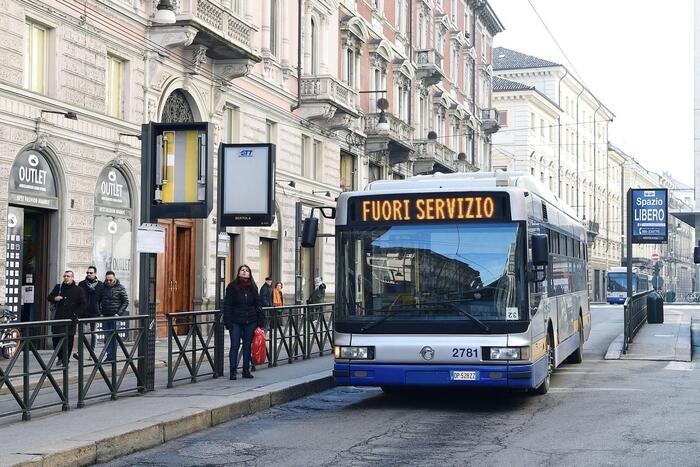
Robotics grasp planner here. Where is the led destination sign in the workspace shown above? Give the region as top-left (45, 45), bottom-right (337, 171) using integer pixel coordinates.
top-left (347, 192), bottom-right (510, 225)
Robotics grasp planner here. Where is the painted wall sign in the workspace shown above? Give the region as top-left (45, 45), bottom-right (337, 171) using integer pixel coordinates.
top-left (631, 189), bottom-right (668, 244)
top-left (219, 143), bottom-right (276, 227)
top-left (94, 167), bottom-right (132, 217)
top-left (8, 150), bottom-right (58, 210)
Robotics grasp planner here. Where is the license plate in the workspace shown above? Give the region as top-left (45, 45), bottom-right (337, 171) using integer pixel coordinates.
top-left (451, 371), bottom-right (478, 381)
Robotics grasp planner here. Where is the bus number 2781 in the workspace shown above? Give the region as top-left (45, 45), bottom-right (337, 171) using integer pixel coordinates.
top-left (452, 348), bottom-right (478, 358)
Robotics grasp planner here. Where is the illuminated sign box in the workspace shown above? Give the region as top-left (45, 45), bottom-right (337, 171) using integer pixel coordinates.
top-left (631, 188), bottom-right (668, 244)
top-left (347, 192), bottom-right (511, 225)
top-left (141, 122), bottom-right (213, 219)
top-left (219, 143), bottom-right (276, 227)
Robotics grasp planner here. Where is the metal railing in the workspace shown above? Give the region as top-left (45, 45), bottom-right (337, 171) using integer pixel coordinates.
top-left (623, 290), bottom-right (653, 352)
top-left (0, 319), bottom-right (71, 421)
top-left (265, 303), bottom-right (334, 366)
top-left (76, 315), bottom-right (148, 407)
top-left (166, 310), bottom-right (219, 387)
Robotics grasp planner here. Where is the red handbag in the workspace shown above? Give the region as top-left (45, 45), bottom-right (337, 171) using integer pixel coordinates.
top-left (251, 327), bottom-right (266, 365)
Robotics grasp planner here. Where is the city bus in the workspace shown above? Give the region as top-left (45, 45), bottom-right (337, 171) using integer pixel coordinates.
top-left (606, 267), bottom-right (652, 304)
top-left (305, 171), bottom-right (590, 394)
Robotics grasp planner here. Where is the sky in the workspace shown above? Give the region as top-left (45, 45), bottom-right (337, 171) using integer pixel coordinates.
top-left (489, 0), bottom-right (694, 187)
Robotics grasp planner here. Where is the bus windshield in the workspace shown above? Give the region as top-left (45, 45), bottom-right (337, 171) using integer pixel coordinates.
top-left (336, 222), bottom-right (527, 333)
top-left (608, 273), bottom-right (628, 293)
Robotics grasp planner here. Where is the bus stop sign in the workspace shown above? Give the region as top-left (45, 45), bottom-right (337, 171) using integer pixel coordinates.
top-left (631, 188), bottom-right (668, 244)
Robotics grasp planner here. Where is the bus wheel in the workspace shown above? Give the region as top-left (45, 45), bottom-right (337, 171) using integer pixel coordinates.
top-left (534, 333), bottom-right (554, 395)
top-left (567, 316), bottom-right (584, 364)
top-left (380, 386), bottom-right (404, 395)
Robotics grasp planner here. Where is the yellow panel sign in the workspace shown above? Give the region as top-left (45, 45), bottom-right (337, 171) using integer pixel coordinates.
top-left (158, 129), bottom-right (203, 204)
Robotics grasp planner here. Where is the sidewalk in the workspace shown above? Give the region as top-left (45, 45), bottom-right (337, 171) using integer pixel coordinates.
top-left (605, 305), bottom-right (698, 361)
top-left (1, 355), bottom-right (334, 466)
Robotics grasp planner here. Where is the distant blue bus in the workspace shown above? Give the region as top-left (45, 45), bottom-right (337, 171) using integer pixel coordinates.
top-left (606, 267), bottom-right (651, 304)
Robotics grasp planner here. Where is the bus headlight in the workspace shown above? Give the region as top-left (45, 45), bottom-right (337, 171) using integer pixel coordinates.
top-left (486, 346), bottom-right (530, 360)
top-left (334, 346), bottom-right (375, 360)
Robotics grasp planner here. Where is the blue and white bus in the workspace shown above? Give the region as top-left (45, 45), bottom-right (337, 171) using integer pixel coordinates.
top-left (309, 171), bottom-right (590, 394)
top-left (606, 267), bottom-right (652, 304)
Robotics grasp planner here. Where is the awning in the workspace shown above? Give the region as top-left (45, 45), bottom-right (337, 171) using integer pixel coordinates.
top-left (670, 211), bottom-right (699, 228)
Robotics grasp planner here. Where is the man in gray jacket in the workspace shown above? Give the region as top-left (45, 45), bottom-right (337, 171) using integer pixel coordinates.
top-left (99, 271), bottom-right (129, 361)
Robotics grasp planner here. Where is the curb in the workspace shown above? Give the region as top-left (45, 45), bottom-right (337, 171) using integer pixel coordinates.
top-left (12, 371), bottom-right (335, 466)
top-left (604, 332), bottom-right (624, 360)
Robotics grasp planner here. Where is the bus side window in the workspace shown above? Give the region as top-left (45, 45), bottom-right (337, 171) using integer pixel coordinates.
top-left (559, 234), bottom-right (567, 256)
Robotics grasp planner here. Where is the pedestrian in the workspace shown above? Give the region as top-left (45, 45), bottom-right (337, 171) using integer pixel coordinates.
top-left (99, 271), bottom-right (129, 362)
top-left (77, 266), bottom-right (104, 357)
top-left (307, 277), bottom-right (326, 305)
top-left (47, 270), bottom-right (86, 366)
top-left (272, 281), bottom-right (285, 307)
top-left (259, 276), bottom-right (273, 308)
top-left (223, 265), bottom-right (265, 380)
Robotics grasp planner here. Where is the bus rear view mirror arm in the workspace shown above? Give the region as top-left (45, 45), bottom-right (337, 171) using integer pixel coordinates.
top-left (528, 265), bottom-right (546, 283)
top-left (301, 206), bottom-right (336, 248)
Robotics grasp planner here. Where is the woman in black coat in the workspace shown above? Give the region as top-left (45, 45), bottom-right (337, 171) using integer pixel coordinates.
top-left (223, 265), bottom-right (265, 380)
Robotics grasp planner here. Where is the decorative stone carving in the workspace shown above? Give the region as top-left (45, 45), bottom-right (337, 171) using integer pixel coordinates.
top-left (212, 58), bottom-right (255, 82)
top-left (191, 45), bottom-right (208, 74)
top-left (150, 25), bottom-right (198, 50)
top-left (33, 133), bottom-right (49, 150)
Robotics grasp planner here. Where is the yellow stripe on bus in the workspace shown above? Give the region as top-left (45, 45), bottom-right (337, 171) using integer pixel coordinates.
top-left (531, 336), bottom-right (547, 360)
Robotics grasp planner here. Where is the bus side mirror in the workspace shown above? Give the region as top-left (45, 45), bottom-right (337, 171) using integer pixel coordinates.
top-left (301, 217), bottom-right (318, 248)
top-left (694, 246), bottom-right (700, 264)
top-left (531, 234), bottom-right (549, 266)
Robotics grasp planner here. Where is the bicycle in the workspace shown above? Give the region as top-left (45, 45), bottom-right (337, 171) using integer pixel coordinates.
top-left (684, 292), bottom-right (700, 303)
top-left (0, 307), bottom-right (21, 359)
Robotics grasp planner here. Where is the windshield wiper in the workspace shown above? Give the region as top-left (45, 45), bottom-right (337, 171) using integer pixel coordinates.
top-left (421, 300), bottom-right (491, 332)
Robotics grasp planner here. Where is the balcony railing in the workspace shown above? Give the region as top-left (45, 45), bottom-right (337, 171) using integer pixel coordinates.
top-left (364, 112), bottom-right (414, 142)
top-left (481, 108), bottom-right (500, 134)
top-left (299, 75), bottom-right (359, 117)
top-left (413, 139), bottom-right (457, 171)
top-left (414, 48), bottom-right (445, 86)
top-left (173, 0), bottom-right (259, 59)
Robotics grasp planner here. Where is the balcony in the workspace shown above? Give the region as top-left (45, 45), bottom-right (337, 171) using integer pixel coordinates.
top-left (298, 75), bottom-right (359, 128)
top-left (481, 108), bottom-right (500, 135)
top-left (413, 140), bottom-right (456, 174)
top-left (364, 113), bottom-right (415, 165)
top-left (152, 0), bottom-right (261, 66)
top-left (585, 220), bottom-right (600, 242)
top-left (414, 49), bottom-right (445, 87)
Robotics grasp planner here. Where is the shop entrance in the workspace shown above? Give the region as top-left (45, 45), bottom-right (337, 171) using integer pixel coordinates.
top-left (155, 219), bottom-right (195, 336)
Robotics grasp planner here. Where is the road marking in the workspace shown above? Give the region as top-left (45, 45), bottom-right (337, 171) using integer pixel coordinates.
top-left (654, 334), bottom-right (674, 337)
top-left (549, 388), bottom-right (642, 392)
top-left (664, 362), bottom-right (694, 371)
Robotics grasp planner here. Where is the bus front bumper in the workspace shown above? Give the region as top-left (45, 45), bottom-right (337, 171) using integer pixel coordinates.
top-left (333, 356), bottom-right (548, 390)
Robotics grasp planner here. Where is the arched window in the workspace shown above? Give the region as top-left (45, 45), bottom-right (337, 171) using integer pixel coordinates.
top-left (310, 18), bottom-right (318, 74)
top-left (161, 90), bottom-right (194, 123)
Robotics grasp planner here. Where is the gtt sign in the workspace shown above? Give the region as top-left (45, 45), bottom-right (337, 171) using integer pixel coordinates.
top-left (631, 188), bottom-right (668, 244)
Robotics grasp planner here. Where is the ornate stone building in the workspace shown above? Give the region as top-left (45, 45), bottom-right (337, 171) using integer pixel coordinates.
top-left (0, 0), bottom-right (504, 332)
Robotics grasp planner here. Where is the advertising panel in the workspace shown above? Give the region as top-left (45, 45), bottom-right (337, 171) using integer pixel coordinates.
top-left (631, 189), bottom-right (668, 244)
top-left (219, 143), bottom-right (276, 227)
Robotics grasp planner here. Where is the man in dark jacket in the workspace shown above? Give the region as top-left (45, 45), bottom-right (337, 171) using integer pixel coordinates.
top-left (78, 266), bottom-right (104, 355)
top-left (99, 271), bottom-right (129, 361)
top-left (48, 270), bottom-right (86, 366)
top-left (259, 277), bottom-right (273, 308)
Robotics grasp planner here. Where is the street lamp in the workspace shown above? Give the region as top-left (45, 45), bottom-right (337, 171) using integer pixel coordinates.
top-left (154, 0), bottom-right (176, 24)
top-left (40, 110), bottom-right (77, 120)
top-left (376, 98), bottom-right (390, 133)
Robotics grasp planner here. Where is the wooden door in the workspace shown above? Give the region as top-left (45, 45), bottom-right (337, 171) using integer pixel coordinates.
top-left (155, 219), bottom-right (195, 336)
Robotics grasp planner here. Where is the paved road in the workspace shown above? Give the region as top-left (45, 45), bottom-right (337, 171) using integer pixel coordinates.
top-left (105, 305), bottom-right (700, 467)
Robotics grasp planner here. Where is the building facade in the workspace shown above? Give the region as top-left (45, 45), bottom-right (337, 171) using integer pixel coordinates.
top-left (0, 0), bottom-right (505, 332)
top-left (491, 47), bottom-right (615, 301)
